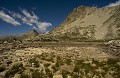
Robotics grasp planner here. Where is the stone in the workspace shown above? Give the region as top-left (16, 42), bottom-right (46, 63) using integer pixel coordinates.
top-left (53, 75), bottom-right (63, 78)
top-left (14, 74), bottom-right (21, 78)
top-left (117, 62), bottom-right (120, 65)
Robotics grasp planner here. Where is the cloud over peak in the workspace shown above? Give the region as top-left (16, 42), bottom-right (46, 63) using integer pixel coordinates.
top-left (37, 22), bottom-right (52, 32)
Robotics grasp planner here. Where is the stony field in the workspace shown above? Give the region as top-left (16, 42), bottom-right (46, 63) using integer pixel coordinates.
top-left (0, 42), bottom-right (120, 78)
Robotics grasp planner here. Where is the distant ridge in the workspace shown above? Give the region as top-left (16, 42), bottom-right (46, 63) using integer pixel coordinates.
top-left (0, 30), bottom-right (39, 42)
top-left (21, 29), bottom-right (39, 36)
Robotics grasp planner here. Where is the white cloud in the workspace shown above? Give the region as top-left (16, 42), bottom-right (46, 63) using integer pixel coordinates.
top-left (0, 11), bottom-right (21, 26)
top-left (11, 9), bottom-right (52, 33)
top-left (0, 8), bottom-right (52, 33)
top-left (12, 12), bottom-right (35, 26)
top-left (107, 0), bottom-right (120, 7)
top-left (21, 9), bottom-right (39, 21)
top-left (37, 22), bottom-right (52, 32)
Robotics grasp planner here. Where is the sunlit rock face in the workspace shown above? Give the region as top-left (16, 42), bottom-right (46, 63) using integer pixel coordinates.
top-left (50, 5), bottom-right (120, 40)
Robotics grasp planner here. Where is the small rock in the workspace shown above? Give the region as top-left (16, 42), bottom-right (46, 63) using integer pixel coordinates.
top-left (117, 62), bottom-right (120, 65)
top-left (14, 74), bottom-right (21, 78)
top-left (67, 75), bottom-right (72, 78)
top-left (95, 67), bottom-right (105, 73)
top-left (90, 63), bottom-right (96, 67)
top-left (53, 75), bottom-right (63, 78)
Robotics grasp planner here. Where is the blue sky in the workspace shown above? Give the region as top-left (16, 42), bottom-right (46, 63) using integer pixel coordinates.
top-left (0, 0), bottom-right (119, 35)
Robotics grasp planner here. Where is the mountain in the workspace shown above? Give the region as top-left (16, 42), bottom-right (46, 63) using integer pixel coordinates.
top-left (49, 5), bottom-right (120, 41)
top-left (16, 29), bottom-right (39, 39)
top-left (0, 30), bottom-right (39, 42)
top-left (1, 5), bottom-right (120, 42)
top-left (22, 29), bottom-right (39, 36)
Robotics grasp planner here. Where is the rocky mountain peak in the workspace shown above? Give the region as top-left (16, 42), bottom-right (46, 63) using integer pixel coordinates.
top-left (49, 5), bottom-right (120, 41)
top-left (25, 29), bottom-right (39, 36)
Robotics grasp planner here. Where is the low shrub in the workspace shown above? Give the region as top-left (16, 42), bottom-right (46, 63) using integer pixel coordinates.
top-left (0, 65), bottom-right (6, 72)
top-left (5, 62), bottom-right (24, 78)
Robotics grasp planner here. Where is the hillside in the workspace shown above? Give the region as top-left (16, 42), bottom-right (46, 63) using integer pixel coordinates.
top-left (0, 30), bottom-right (39, 42)
top-left (49, 5), bottom-right (120, 41)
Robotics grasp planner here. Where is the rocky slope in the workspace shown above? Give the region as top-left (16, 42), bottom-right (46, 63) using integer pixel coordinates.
top-left (49, 5), bottom-right (120, 41)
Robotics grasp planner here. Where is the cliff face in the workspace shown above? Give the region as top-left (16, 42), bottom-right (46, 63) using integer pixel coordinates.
top-left (50, 5), bottom-right (120, 40)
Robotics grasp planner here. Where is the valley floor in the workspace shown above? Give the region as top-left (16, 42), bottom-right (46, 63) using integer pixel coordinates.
top-left (0, 42), bottom-right (120, 78)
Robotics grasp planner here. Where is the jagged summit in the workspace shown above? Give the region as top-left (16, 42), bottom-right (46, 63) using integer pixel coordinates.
top-left (24, 29), bottom-right (39, 36)
top-left (49, 5), bottom-right (120, 41)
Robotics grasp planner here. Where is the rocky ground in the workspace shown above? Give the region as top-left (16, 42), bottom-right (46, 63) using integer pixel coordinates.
top-left (0, 42), bottom-right (120, 78)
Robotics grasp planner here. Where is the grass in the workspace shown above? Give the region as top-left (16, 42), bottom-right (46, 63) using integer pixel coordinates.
top-left (3, 52), bottom-right (120, 78)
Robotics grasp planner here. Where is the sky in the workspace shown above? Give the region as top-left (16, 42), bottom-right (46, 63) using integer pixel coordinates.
top-left (0, 0), bottom-right (120, 36)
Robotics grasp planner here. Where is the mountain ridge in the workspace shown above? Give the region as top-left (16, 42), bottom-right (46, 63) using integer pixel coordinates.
top-left (49, 5), bottom-right (120, 41)
top-left (0, 30), bottom-right (39, 42)
top-left (1, 5), bottom-right (120, 42)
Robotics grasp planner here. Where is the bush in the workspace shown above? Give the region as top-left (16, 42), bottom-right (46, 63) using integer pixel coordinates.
top-left (40, 53), bottom-right (55, 62)
top-left (32, 70), bottom-right (41, 78)
top-left (29, 57), bottom-right (39, 68)
top-left (21, 70), bottom-right (32, 78)
top-left (65, 59), bottom-right (72, 65)
top-left (107, 58), bottom-right (118, 65)
top-left (5, 62), bottom-right (24, 78)
top-left (62, 70), bottom-right (70, 78)
top-left (0, 65), bottom-right (6, 72)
